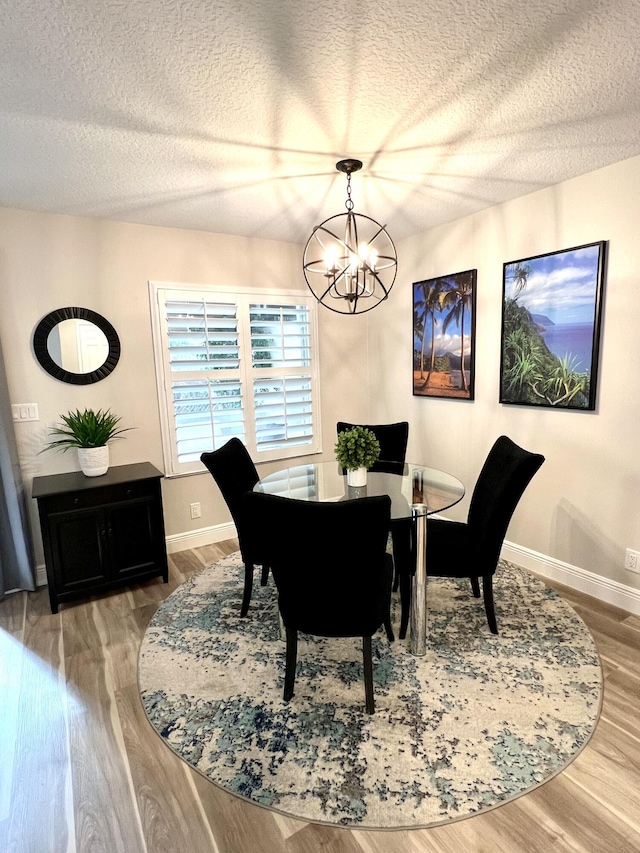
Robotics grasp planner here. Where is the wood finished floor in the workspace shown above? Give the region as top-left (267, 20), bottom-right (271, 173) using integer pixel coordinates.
top-left (1, 540), bottom-right (640, 853)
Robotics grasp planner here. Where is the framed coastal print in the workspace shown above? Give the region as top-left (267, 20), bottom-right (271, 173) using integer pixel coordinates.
top-left (413, 269), bottom-right (476, 399)
top-left (499, 241), bottom-right (606, 410)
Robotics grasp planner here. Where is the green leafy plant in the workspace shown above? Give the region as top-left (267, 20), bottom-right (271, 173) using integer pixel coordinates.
top-left (334, 426), bottom-right (381, 471)
top-left (501, 298), bottom-right (590, 407)
top-left (42, 408), bottom-right (132, 452)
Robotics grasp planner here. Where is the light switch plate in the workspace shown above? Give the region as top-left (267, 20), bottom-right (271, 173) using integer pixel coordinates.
top-left (11, 403), bottom-right (39, 422)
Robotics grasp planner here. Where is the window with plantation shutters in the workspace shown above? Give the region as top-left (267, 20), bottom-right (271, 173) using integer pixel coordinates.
top-left (250, 303), bottom-right (314, 454)
top-left (150, 284), bottom-right (321, 476)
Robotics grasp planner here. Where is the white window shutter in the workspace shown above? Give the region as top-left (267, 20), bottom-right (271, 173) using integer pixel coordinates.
top-left (151, 285), bottom-right (321, 475)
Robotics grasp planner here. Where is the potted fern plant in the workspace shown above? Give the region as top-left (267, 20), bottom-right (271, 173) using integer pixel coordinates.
top-left (334, 425), bottom-right (381, 487)
top-left (43, 408), bottom-right (132, 477)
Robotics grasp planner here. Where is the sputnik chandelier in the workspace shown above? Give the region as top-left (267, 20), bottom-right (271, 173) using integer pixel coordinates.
top-left (303, 159), bottom-right (397, 314)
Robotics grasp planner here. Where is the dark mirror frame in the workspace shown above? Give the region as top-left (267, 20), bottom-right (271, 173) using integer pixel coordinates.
top-left (33, 307), bottom-right (121, 385)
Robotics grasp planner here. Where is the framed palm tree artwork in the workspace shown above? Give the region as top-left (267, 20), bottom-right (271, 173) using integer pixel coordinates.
top-left (413, 269), bottom-right (476, 399)
top-left (500, 241), bottom-right (606, 410)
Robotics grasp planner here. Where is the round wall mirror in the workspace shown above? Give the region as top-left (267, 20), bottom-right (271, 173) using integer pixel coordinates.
top-left (33, 307), bottom-right (121, 385)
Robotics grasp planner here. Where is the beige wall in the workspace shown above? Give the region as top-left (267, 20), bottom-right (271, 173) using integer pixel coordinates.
top-left (3, 154), bottom-right (639, 591)
top-left (368, 154), bottom-right (640, 589)
top-left (0, 210), bottom-right (369, 563)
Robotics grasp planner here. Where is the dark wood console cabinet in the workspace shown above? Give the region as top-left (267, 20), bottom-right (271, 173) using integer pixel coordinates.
top-left (32, 462), bottom-right (169, 613)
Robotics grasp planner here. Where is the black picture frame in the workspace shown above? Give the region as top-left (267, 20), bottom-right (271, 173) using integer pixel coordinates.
top-left (33, 306), bottom-right (121, 385)
top-left (499, 241), bottom-right (606, 410)
top-left (413, 269), bottom-right (476, 400)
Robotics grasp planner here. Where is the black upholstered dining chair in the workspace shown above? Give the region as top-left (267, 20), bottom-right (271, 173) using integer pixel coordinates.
top-left (244, 491), bottom-right (394, 714)
top-left (398, 435), bottom-right (545, 638)
top-left (336, 420), bottom-right (409, 473)
top-left (200, 438), bottom-right (269, 617)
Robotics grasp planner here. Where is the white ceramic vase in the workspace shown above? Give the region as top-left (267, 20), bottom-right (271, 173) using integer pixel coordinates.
top-left (77, 445), bottom-right (109, 477)
top-left (347, 466), bottom-right (367, 487)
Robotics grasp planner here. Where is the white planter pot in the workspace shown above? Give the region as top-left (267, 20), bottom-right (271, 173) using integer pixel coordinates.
top-left (347, 466), bottom-right (367, 487)
top-left (77, 445), bottom-right (109, 477)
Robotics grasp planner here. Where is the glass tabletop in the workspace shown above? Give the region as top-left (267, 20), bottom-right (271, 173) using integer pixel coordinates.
top-left (255, 460), bottom-right (465, 521)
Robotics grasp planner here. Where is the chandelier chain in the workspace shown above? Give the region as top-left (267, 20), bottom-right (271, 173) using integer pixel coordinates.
top-left (345, 173), bottom-right (354, 212)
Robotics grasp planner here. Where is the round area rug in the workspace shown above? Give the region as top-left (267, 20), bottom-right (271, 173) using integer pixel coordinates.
top-left (138, 551), bottom-right (602, 829)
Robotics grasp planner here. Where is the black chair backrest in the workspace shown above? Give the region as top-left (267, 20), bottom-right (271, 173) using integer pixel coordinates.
top-left (468, 435), bottom-right (545, 572)
top-left (245, 492), bottom-right (392, 638)
top-left (337, 421), bottom-right (409, 473)
top-left (201, 439), bottom-right (260, 559)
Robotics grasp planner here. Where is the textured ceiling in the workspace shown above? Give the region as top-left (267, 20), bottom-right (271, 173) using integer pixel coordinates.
top-left (1, 0), bottom-right (639, 244)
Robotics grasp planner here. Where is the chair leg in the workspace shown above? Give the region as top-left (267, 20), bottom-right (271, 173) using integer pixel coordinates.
top-left (470, 576), bottom-right (480, 598)
top-left (260, 564), bottom-right (269, 586)
top-left (240, 563), bottom-right (254, 617)
top-left (483, 575), bottom-right (498, 634)
top-left (362, 636), bottom-right (375, 714)
top-left (391, 525), bottom-right (410, 593)
top-left (398, 570), bottom-right (411, 640)
top-left (384, 614), bottom-right (394, 643)
top-left (284, 626), bottom-right (298, 702)
top-left (392, 523), bottom-right (413, 639)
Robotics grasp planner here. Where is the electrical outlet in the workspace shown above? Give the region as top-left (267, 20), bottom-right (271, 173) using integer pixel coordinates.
top-left (624, 548), bottom-right (640, 573)
top-left (190, 502), bottom-right (201, 520)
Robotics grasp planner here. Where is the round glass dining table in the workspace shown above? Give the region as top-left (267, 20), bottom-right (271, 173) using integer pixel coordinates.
top-left (255, 460), bottom-right (465, 655)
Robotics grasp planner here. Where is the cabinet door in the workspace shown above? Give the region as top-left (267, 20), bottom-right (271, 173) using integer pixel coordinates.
top-left (49, 508), bottom-right (109, 592)
top-left (107, 498), bottom-right (161, 578)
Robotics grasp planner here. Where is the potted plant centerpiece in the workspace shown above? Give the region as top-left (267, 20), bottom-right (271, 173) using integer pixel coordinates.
top-left (42, 408), bottom-right (132, 477)
top-left (335, 425), bottom-right (381, 487)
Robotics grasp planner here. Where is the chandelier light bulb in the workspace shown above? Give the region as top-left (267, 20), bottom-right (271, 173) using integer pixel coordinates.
top-left (324, 245), bottom-right (340, 273)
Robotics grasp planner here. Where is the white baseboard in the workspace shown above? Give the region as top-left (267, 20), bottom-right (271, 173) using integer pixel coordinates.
top-left (33, 524), bottom-right (640, 618)
top-left (502, 540), bottom-right (640, 617)
top-left (165, 521), bottom-right (236, 554)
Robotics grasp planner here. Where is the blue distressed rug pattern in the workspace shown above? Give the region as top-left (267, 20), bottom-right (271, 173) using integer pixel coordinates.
top-left (138, 552), bottom-right (602, 829)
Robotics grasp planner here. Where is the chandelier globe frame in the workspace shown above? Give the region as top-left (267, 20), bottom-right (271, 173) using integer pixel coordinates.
top-left (303, 159), bottom-right (397, 315)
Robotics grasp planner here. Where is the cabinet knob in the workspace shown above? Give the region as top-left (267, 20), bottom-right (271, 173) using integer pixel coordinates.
top-left (126, 488), bottom-right (132, 496)
top-left (74, 498), bottom-right (79, 505)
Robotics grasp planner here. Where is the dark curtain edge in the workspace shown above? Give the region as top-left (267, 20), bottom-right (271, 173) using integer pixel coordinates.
top-left (0, 334), bottom-right (36, 597)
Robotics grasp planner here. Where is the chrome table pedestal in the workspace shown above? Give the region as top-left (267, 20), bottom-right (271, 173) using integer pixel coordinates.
top-left (410, 503), bottom-right (428, 656)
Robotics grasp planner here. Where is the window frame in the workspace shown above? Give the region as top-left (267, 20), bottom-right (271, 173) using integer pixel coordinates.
top-left (149, 281), bottom-right (322, 477)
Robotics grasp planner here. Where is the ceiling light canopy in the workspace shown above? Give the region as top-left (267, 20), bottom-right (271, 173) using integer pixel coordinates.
top-left (303, 159), bottom-right (397, 315)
